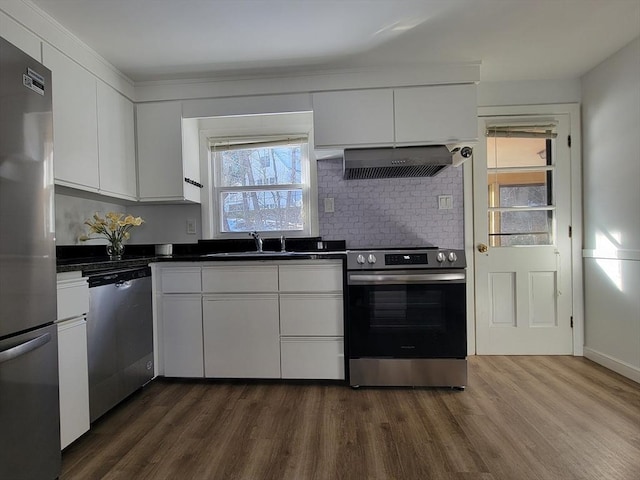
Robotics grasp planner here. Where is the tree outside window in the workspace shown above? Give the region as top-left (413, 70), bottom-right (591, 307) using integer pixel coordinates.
top-left (212, 140), bottom-right (308, 233)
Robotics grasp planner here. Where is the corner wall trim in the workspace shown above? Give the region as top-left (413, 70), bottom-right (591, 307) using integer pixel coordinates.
top-left (584, 347), bottom-right (640, 383)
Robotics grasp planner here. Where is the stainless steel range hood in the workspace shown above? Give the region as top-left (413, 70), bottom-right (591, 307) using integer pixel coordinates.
top-left (343, 145), bottom-right (471, 180)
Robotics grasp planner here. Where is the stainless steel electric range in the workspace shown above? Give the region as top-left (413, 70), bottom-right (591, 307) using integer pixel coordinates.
top-left (345, 246), bottom-right (467, 388)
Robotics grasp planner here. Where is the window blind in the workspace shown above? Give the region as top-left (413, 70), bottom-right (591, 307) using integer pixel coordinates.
top-left (210, 135), bottom-right (308, 152)
top-left (486, 124), bottom-right (558, 139)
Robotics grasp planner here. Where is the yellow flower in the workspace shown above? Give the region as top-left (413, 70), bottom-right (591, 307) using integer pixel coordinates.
top-left (79, 211), bottom-right (144, 244)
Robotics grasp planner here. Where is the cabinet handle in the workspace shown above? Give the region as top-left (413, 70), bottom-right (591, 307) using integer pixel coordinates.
top-left (184, 177), bottom-right (203, 188)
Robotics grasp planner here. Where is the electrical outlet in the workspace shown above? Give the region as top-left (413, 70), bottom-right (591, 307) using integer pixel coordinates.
top-left (324, 197), bottom-right (335, 213)
top-left (186, 218), bottom-right (197, 234)
top-left (438, 195), bottom-right (453, 210)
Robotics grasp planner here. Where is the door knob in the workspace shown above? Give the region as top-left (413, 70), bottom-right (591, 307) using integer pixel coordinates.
top-left (477, 243), bottom-right (488, 253)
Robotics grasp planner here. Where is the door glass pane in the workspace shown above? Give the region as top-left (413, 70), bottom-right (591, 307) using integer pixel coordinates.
top-left (488, 210), bottom-right (552, 246)
top-left (486, 135), bottom-right (555, 246)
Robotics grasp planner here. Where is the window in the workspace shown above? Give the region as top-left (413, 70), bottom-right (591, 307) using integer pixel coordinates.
top-left (211, 136), bottom-right (311, 235)
top-left (486, 125), bottom-right (557, 246)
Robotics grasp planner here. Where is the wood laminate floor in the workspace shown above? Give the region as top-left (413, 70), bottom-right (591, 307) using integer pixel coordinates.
top-left (61, 356), bottom-right (640, 480)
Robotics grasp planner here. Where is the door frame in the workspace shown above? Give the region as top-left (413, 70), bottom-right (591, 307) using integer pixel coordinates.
top-left (464, 103), bottom-right (583, 356)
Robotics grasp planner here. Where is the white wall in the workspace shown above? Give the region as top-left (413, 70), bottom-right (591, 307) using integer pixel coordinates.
top-left (127, 204), bottom-right (202, 244)
top-left (55, 192), bottom-right (201, 246)
top-left (581, 37), bottom-right (640, 382)
top-left (478, 79), bottom-right (581, 107)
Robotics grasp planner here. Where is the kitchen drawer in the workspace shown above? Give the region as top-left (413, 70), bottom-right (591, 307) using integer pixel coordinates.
top-left (160, 266), bottom-right (201, 293)
top-left (279, 262), bottom-right (343, 292)
top-left (280, 337), bottom-right (345, 380)
top-left (56, 273), bottom-right (89, 321)
top-left (202, 265), bottom-right (278, 293)
top-left (280, 294), bottom-right (343, 336)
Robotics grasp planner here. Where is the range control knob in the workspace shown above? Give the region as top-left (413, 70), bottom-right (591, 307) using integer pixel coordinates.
top-left (448, 252), bottom-right (457, 262)
top-left (436, 252), bottom-right (446, 263)
top-left (356, 254), bottom-right (366, 265)
top-left (367, 254), bottom-right (377, 264)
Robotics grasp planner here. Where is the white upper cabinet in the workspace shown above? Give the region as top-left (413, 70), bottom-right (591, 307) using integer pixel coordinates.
top-left (96, 80), bottom-right (137, 200)
top-left (394, 84), bottom-right (478, 144)
top-left (312, 84), bottom-right (478, 149)
top-left (0, 11), bottom-right (41, 61)
top-left (312, 89), bottom-right (395, 148)
top-left (136, 101), bottom-right (201, 203)
top-left (43, 44), bottom-right (100, 192)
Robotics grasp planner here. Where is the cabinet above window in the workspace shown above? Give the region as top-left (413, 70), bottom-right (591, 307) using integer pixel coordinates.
top-left (312, 83), bottom-right (478, 150)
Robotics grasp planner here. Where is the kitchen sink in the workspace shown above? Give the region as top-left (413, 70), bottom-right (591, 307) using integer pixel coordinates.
top-left (204, 251), bottom-right (302, 257)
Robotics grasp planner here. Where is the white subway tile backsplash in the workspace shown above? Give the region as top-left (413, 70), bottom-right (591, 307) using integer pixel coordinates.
top-left (317, 159), bottom-right (464, 249)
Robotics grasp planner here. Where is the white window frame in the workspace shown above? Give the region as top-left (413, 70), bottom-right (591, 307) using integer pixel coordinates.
top-left (198, 112), bottom-right (318, 240)
top-left (210, 136), bottom-right (312, 237)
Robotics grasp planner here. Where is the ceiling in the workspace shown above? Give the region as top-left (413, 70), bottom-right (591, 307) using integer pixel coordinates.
top-left (30, 0), bottom-right (640, 83)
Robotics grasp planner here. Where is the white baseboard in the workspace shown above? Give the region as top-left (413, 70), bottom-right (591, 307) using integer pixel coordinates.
top-left (584, 347), bottom-right (640, 383)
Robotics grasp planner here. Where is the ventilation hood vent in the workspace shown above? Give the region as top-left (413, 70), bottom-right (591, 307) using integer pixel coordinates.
top-left (343, 145), bottom-right (457, 180)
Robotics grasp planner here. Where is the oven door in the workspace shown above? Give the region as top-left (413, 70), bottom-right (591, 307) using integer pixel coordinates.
top-left (347, 270), bottom-right (466, 359)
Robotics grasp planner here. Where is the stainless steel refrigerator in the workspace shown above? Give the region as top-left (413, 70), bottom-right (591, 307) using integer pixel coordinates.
top-left (0, 36), bottom-right (61, 479)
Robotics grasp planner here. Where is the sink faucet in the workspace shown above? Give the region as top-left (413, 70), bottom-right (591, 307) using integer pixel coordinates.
top-left (280, 235), bottom-right (286, 252)
top-left (250, 231), bottom-right (263, 252)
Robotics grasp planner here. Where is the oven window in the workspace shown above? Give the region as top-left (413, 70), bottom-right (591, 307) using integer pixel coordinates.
top-left (370, 288), bottom-right (443, 329)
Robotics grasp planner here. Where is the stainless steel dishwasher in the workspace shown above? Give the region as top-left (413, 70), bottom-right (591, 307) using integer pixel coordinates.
top-left (87, 266), bottom-right (153, 422)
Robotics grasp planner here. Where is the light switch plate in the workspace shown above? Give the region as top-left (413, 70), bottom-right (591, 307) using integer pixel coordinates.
top-left (186, 218), bottom-right (197, 234)
top-left (324, 197), bottom-right (335, 213)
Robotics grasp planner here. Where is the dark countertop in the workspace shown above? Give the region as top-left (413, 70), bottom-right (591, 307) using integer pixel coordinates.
top-left (57, 252), bottom-right (346, 274)
top-left (56, 239), bottom-right (347, 274)
top-left (57, 257), bottom-right (157, 274)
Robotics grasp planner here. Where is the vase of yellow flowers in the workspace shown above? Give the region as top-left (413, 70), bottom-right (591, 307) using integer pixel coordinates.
top-left (80, 212), bottom-right (144, 260)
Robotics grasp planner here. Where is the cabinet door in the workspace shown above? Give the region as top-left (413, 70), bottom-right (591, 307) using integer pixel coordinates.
top-left (43, 44), bottom-right (99, 191)
top-left (161, 295), bottom-right (203, 377)
top-left (203, 294), bottom-right (280, 378)
top-left (181, 117), bottom-right (202, 203)
top-left (312, 89), bottom-right (394, 148)
top-left (97, 81), bottom-right (137, 200)
top-left (281, 337), bottom-right (344, 380)
top-left (137, 101), bottom-right (187, 201)
top-left (57, 317), bottom-right (90, 449)
top-left (394, 84), bottom-right (478, 144)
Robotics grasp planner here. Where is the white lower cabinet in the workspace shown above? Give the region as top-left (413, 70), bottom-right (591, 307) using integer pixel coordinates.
top-left (281, 337), bottom-right (344, 380)
top-left (57, 317), bottom-right (90, 449)
top-left (56, 273), bottom-right (90, 449)
top-left (161, 294), bottom-right (203, 377)
top-left (203, 294), bottom-right (280, 378)
top-left (156, 260), bottom-right (344, 381)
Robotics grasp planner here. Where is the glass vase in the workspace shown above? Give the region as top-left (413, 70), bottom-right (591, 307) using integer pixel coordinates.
top-left (107, 241), bottom-right (125, 260)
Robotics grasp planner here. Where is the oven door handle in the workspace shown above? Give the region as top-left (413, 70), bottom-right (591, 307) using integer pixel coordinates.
top-left (348, 272), bottom-right (466, 285)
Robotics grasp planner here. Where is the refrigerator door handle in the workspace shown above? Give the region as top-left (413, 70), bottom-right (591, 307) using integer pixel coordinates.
top-left (0, 333), bottom-right (51, 364)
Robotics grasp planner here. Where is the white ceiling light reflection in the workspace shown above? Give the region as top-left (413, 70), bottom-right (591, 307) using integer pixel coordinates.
top-left (595, 230), bottom-right (623, 292)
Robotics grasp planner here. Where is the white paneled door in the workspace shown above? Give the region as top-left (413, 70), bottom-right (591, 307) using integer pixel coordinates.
top-left (474, 114), bottom-right (573, 354)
